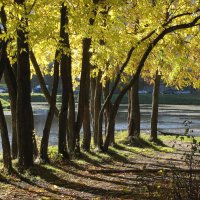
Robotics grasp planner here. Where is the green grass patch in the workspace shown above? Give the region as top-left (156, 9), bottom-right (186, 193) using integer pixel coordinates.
top-left (157, 134), bottom-right (200, 143)
top-left (0, 98), bottom-right (10, 108)
top-left (115, 131), bottom-right (175, 154)
top-left (44, 130), bottom-right (198, 166)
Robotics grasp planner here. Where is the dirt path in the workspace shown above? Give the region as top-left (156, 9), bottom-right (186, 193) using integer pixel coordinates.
top-left (0, 139), bottom-right (200, 200)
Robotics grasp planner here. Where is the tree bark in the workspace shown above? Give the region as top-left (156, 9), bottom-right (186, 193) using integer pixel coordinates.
top-left (75, 38), bottom-right (91, 153)
top-left (58, 4), bottom-right (74, 158)
top-left (40, 51), bottom-right (59, 163)
top-left (81, 60), bottom-right (92, 151)
top-left (103, 80), bottom-right (115, 146)
top-left (15, 0), bottom-right (34, 169)
top-left (90, 77), bottom-right (96, 132)
top-left (150, 70), bottom-right (161, 142)
top-left (128, 77), bottom-right (140, 141)
top-left (0, 101), bottom-right (12, 173)
top-left (0, 19), bottom-right (12, 170)
top-left (82, 95), bottom-right (91, 151)
top-left (93, 73), bottom-right (102, 147)
top-left (4, 63), bottom-right (17, 159)
top-left (103, 111), bottom-right (116, 151)
top-left (67, 87), bottom-right (76, 154)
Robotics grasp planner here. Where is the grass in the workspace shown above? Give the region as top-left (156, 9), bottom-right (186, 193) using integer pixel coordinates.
top-left (157, 133), bottom-right (200, 143)
top-left (43, 131), bottom-right (200, 165)
top-left (0, 98), bottom-right (10, 108)
top-left (47, 131), bottom-right (177, 164)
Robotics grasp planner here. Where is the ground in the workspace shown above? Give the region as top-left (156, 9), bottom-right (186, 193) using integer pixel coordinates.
top-left (0, 133), bottom-right (200, 200)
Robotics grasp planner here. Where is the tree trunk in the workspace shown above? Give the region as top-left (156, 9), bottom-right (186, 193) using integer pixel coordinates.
top-left (40, 52), bottom-right (59, 163)
top-left (150, 70), bottom-right (161, 142)
top-left (0, 24), bottom-right (12, 171)
top-left (75, 38), bottom-right (91, 154)
top-left (30, 51), bottom-right (59, 117)
top-left (0, 6), bottom-right (17, 160)
top-left (0, 101), bottom-right (12, 173)
top-left (4, 63), bottom-right (17, 159)
top-left (90, 77), bottom-right (96, 132)
top-left (106, 119), bottom-right (115, 147)
top-left (103, 80), bottom-right (114, 145)
top-left (93, 73), bottom-right (102, 147)
top-left (82, 61), bottom-right (92, 151)
top-left (82, 99), bottom-right (91, 151)
top-left (15, 1), bottom-right (34, 169)
top-left (67, 88), bottom-right (76, 154)
top-left (128, 77), bottom-right (140, 142)
top-left (75, 0), bottom-right (100, 153)
top-left (58, 4), bottom-right (73, 158)
top-left (103, 110), bottom-right (117, 151)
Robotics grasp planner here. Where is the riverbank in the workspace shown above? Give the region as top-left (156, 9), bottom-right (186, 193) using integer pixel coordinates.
top-left (1, 93), bottom-right (200, 108)
top-left (0, 133), bottom-right (200, 199)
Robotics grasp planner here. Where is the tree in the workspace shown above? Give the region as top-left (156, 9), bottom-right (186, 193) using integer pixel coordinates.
top-left (128, 76), bottom-right (140, 142)
top-left (0, 9), bottom-right (12, 170)
top-left (0, 100), bottom-right (12, 172)
top-left (100, 2), bottom-right (200, 151)
top-left (40, 50), bottom-right (59, 162)
top-left (58, 3), bottom-right (74, 158)
top-left (14, 0), bottom-right (34, 169)
top-left (150, 70), bottom-right (161, 142)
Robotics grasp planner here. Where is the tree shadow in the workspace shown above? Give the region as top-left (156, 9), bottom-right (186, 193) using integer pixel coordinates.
top-left (77, 152), bottom-right (107, 168)
top-left (122, 137), bottom-right (168, 150)
top-left (0, 172), bottom-right (9, 183)
top-left (106, 148), bottom-right (130, 163)
top-left (112, 142), bottom-right (190, 168)
top-left (87, 150), bottom-right (110, 161)
top-left (0, 168), bottom-right (77, 199)
top-left (28, 164), bottom-right (141, 198)
top-left (55, 165), bottom-right (138, 188)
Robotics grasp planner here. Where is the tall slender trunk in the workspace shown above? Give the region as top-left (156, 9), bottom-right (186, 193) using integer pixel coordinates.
top-left (103, 109), bottom-right (117, 151)
top-left (15, 0), bottom-right (33, 169)
top-left (0, 20), bottom-right (12, 171)
top-left (0, 6), bottom-right (17, 159)
top-left (4, 63), bottom-right (17, 159)
top-left (150, 70), bottom-right (161, 142)
top-left (128, 77), bottom-right (140, 141)
top-left (74, 0), bottom-right (100, 153)
top-left (103, 80), bottom-right (114, 145)
top-left (82, 97), bottom-right (91, 151)
top-left (90, 77), bottom-right (96, 132)
top-left (58, 4), bottom-right (74, 158)
top-left (67, 88), bottom-right (76, 154)
top-left (40, 52), bottom-right (59, 162)
top-left (30, 51), bottom-right (59, 117)
top-left (93, 73), bottom-right (102, 147)
top-left (82, 62), bottom-right (92, 151)
top-left (128, 89), bottom-right (131, 130)
top-left (0, 101), bottom-right (12, 173)
top-left (75, 38), bottom-right (91, 153)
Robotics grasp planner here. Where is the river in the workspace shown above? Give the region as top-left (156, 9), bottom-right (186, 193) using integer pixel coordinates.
top-left (1, 104), bottom-right (200, 151)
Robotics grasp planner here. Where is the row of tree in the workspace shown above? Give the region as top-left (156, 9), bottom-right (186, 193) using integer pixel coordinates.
top-left (0, 0), bottom-right (200, 172)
